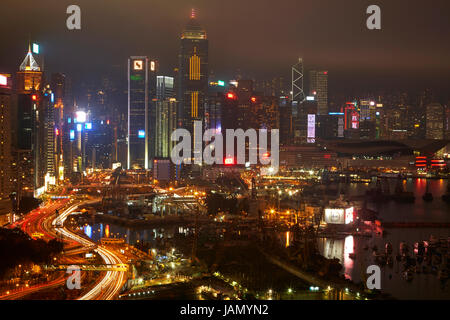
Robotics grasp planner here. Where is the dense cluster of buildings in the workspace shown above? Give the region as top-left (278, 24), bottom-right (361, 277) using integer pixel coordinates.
top-left (0, 11), bottom-right (449, 224)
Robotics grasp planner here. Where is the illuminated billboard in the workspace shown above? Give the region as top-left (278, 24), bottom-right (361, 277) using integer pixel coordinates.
top-left (0, 74), bottom-right (7, 86)
top-left (133, 60), bottom-right (143, 70)
top-left (307, 114), bottom-right (315, 143)
top-left (69, 130), bottom-right (75, 140)
top-left (345, 207), bottom-right (354, 224)
top-left (325, 207), bottom-right (354, 225)
top-left (224, 157), bottom-right (234, 165)
top-left (324, 208), bottom-right (345, 224)
top-left (75, 111), bottom-right (86, 123)
top-left (138, 130), bottom-right (145, 138)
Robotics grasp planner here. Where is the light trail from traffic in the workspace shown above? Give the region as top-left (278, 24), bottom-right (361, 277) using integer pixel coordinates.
top-left (52, 201), bottom-right (126, 300)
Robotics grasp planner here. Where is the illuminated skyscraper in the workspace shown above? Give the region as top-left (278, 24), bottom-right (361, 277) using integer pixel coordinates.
top-left (42, 85), bottom-right (56, 182)
top-left (15, 45), bottom-right (44, 196)
top-left (155, 76), bottom-right (177, 158)
top-left (291, 58), bottom-right (305, 103)
top-left (309, 70), bottom-right (328, 115)
top-left (426, 103), bottom-right (444, 139)
top-left (178, 9), bottom-right (208, 162)
top-left (0, 74), bottom-right (13, 224)
top-left (127, 57), bottom-right (158, 169)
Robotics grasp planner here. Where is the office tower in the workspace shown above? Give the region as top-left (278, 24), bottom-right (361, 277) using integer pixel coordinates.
top-left (0, 74), bottom-right (13, 224)
top-left (127, 56), bottom-right (152, 169)
top-left (51, 73), bottom-right (67, 181)
top-left (309, 70), bottom-right (328, 115)
top-left (205, 80), bottom-right (226, 134)
top-left (66, 109), bottom-right (89, 177)
top-left (279, 95), bottom-right (292, 145)
top-left (445, 104), bottom-right (450, 140)
top-left (292, 58), bottom-right (305, 103)
top-left (15, 46), bottom-right (43, 196)
top-left (84, 85), bottom-right (113, 170)
top-left (178, 9), bottom-right (208, 162)
top-left (426, 103), bottom-right (444, 139)
top-left (359, 99), bottom-right (376, 139)
top-left (342, 102), bottom-right (360, 139)
top-left (256, 76), bottom-right (286, 97)
top-left (386, 103), bottom-right (408, 140)
top-left (293, 97), bottom-right (318, 144)
top-left (316, 113), bottom-right (344, 140)
top-left (255, 95), bottom-right (279, 131)
top-left (155, 76), bottom-right (177, 158)
top-left (42, 84), bottom-right (56, 184)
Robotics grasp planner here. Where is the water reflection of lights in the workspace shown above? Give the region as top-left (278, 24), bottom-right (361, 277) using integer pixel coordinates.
top-left (285, 231), bottom-right (290, 248)
top-left (321, 235), bottom-right (355, 280)
top-left (344, 236), bottom-right (354, 277)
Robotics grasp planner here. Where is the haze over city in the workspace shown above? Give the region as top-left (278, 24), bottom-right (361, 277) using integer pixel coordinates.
top-left (0, 0), bottom-right (450, 306)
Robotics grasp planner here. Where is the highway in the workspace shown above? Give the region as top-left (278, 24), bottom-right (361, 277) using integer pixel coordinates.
top-left (52, 201), bottom-right (126, 300)
top-left (0, 275), bottom-right (66, 300)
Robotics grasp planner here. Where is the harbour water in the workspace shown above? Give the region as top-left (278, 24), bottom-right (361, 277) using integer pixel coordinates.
top-left (319, 178), bottom-right (450, 299)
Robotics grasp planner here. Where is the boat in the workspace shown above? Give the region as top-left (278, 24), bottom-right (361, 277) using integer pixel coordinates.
top-left (403, 270), bottom-right (414, 282)
top-left (441, 183), bottom-right (450, 203)
top-left (387, 256), bottom-right (394, 267)
top-left (422, 181), bottom-right (433, 201)
top-left (385, 242), bottom-right (393, 255)
top-left (393, 175), bottom-right (415, 203)
top-left (400, 242), bottom-right (409, 256)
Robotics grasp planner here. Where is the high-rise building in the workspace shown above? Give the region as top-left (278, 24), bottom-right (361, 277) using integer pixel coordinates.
top-left (51, 73), bottom-right (68, 181)
top-left (342, 102), bottom-right (360, 139)
top-left (293, 97), bottom-right (317, 144)
top-left (359, 99), bottom-right (377, 139)
top-left (291, 58), bottom-right (305, 103)
top-left (426, 103), bottom-right (444, 139)
top-left (309, 70), bottom-right (328, 115)
top-left (155, 76), bottom-right (177, 158)
top-left (279, 95), bottom-right (293, 145)
top-left (15, 46), bottom-right (44, 196)
top-left (0, 74), bottom-right (13, 225)
top-left (42, 84), bottom-right (56, 183)
top-left (178, 9), bottom-right (208, 162)
top-left (127, 56), bottom-right (154, 169)
top-left (205, 80), bottom-right (226, 134)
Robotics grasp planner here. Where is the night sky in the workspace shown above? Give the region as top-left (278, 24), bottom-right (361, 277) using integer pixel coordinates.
top-left (1, 0), bottom-right (449, 95)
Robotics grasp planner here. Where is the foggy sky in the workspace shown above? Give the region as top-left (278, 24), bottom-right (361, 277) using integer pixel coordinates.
top-left (1, 0), bottom-right (449, 94)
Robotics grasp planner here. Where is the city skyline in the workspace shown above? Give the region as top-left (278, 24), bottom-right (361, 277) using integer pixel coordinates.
top-left (1, 0), bottom-right (450, 304)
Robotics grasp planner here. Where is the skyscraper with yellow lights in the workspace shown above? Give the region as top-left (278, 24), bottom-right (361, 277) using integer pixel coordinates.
top-left (178, 9), bottom-right (209, 163)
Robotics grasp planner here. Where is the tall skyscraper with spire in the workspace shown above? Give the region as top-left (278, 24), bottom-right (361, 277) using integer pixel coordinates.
top-left (15, 45), bottom-right (44, 197)
top-left (178, 9), bottom-right (209, 162)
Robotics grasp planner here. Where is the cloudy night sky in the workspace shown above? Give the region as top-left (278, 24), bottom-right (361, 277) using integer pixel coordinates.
top-left (1, 0), bottom-right (449, 95)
